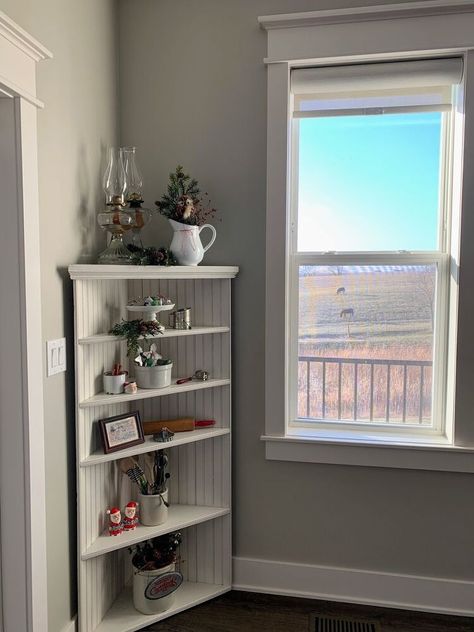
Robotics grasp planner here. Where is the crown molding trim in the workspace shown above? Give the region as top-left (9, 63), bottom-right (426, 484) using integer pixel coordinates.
top-left (0, 10), bottom-right (52, 61)
top-left (259, 0), bottom-right (474, 31)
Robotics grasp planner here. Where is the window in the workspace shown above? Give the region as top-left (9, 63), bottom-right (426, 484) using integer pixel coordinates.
top-left (287, 58), bottom-right (462, 440)
top-left (261, 3), bottom-right (474, 471)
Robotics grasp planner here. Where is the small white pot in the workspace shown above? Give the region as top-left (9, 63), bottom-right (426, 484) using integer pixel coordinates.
top-left (133, 562), bottom-right (182, 615)
top-left (134, 363), bottom-right (172, 389)
top-left (103, 371), bottom-right (128, 394)
top-left (138, 489), bottom-right (169, 526)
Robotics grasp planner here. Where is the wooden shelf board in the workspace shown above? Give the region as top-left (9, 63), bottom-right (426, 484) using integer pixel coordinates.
top-left (94, 583), bottom-right (231, 632)
top-left (82, 505), bottom-right (230, 560)
top-left (80, 427), bottom-right (230, 467)
top-left (79, 378), bottom-right (231, 408)
top-left (69, 264), bottom-right (239, 280)
top-left (78, 326), bottom-right (230, 345)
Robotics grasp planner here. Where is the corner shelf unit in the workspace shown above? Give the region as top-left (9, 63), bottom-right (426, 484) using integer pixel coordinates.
top-left (69, 264), bottom-right (238, 632)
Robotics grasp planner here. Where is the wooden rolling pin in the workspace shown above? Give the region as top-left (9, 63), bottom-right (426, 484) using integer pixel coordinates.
top-left (143, 418), bottom-right (216, 435)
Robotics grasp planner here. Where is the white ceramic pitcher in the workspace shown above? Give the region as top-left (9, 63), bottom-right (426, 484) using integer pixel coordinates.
top-left (169, 219), bottom-right (216, 266)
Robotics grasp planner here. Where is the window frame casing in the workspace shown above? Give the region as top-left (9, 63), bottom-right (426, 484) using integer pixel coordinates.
top-left (260, 2), bottom-right (474, 472)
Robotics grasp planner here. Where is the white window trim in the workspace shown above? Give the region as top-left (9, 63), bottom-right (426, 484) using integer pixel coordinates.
top-left (260, 1), bottom-right (474, 473)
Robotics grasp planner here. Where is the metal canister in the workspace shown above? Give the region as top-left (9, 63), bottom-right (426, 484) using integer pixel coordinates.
top-left (169, 308), bottom-right (191, 330)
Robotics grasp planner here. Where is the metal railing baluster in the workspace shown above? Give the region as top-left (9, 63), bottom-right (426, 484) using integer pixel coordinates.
top-left (354, 362), bottom-right (358, 420)
top-left (386, 364), bottom-right (391, 422)
top-left (402, 364), bottom-right (407, 422)
top-left (419, 364), bottom-right (424, 423)
top-left (298, 356), bottom-right (431, 424)
top-left (322, 361), bottom-right (326, 419)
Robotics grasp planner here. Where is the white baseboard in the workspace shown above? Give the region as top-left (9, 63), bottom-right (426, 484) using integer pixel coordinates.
top-left (60, 617), bottom-right (77, 632)
top-left (232, 556), bottom-right (474, 617)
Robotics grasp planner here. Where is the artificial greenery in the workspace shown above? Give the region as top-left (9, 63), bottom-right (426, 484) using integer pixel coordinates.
top-left (130, 531), bottom-right (182, 571)
top-left (127, 245), bottom-right (177, 266)
top-left (109, 319), bottom-right (164, 357)
top-left (155, 165), bottom-right (217, 226)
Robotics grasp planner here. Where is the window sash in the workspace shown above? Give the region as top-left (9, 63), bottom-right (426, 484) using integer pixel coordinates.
top-left (287, 251), bottom-right (450, 437)
top-left (290, 110), bottom-right (451, 255)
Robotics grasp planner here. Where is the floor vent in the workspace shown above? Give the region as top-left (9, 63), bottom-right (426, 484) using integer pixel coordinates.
top-left (309, 614), bottom-right (381, 632)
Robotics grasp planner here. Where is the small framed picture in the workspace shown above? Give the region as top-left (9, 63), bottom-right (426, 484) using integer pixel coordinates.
top-left (98, 411), bottom-right (145, 454)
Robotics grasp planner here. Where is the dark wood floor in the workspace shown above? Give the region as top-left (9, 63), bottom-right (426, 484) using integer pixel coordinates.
top-left (145, 591), bottom-right (474, 631)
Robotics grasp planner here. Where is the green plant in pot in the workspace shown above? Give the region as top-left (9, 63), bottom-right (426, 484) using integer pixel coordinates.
top-left (110, 319), bottom-right (164, 358)
top-left (110, 320), bottom-right (173, 389)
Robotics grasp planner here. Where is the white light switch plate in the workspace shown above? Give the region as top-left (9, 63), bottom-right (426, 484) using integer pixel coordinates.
top-left (47, 338), bottom-right (66, 376)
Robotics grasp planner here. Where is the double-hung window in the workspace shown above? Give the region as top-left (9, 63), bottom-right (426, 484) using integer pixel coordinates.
top-left (287, 58), bottom-right (463, 440)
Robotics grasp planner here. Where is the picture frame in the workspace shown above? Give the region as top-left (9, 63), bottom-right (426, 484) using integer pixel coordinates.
top-left (98, 410), bottom-right (145, 454)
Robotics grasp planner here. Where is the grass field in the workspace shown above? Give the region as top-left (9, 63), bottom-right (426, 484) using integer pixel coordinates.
top-left (297, 266), bottom-right (435, 424)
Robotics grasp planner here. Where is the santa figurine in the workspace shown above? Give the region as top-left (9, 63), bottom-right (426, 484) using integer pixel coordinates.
top-left (123, 501), bottom-right (139, 531)
top-left (106, 507), bottom-right (123, 536)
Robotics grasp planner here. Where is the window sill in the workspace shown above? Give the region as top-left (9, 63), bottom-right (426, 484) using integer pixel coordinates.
top-left (261, 431), bottom-right (474, 472)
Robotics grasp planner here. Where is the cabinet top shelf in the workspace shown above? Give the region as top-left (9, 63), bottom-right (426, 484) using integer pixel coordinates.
top-left (68, 264), bottom-right (239, 280)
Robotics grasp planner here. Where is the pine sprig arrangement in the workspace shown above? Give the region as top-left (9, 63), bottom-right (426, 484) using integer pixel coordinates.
top-left (155, 165), bottom-right (217, 226)
top-left (128, 245), bottom-right (177, 266)
top-left (130, 531), bottom-right (182, 571)
top-left (109, 319), bottom-right (164, 357)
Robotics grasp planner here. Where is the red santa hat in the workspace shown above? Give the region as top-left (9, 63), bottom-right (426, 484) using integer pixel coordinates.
top-left (107, 507), bottom-right (120, 515)
top-left (126, 501), bottom-right (138, 509)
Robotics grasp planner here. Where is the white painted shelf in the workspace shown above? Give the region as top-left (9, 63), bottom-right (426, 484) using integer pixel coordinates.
top-left (70, 267), bottom-right (237, 631)
top-left (94, 583), bottom-right (231, 632)
top-left (69, 264), bottom-right (239, 280)
top-left (82, 505), bottom-right (230, 560)
top-left (78, 326), bottom-right (230, 345)
top-left (79, 378), bottom-right (231, 408)
top-left (80, 427), bottom-right (230, 467)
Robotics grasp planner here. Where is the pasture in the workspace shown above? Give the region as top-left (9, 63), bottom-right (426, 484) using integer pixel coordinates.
top-left (297, 267), bottom-right (435, 424)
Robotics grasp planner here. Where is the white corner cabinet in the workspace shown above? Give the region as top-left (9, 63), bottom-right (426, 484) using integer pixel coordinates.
top-left (68, 264), bottom-right (238, 632)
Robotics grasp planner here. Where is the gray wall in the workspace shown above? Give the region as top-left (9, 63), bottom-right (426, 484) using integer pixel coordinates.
top-left (0, 0), bottom-right (472, 629)
top-left (118, 0), bottom-right (474, 580)
top-left (0, 1), bottom-right (117, 630)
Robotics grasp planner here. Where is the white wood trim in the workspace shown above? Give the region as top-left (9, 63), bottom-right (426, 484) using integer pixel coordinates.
top-left (60, 618), bottom-right (77, 632)
top-left (94, 584), bottom-right (231, 632)
top-left (258, 1), bottom-right (474, 30)
top-left (0, 10), bottom-right (52, 61)
top-left (261, 0), bottom-right (474, 462)
top-left (79, 377), bottom-right (231, 408)
top-left (265, 63), bottom-right (290, 437)
top-left (80, 428), bottom-right (230, 467)
top-left (68, 264), bottom-right (238, 280)
top-left (262, 434), bottom-right (474, 472)
top-left (78, 326), bottom-right (230, 345)
top-left (233, 556), bottom-right (474, 616)
top-left (0, 14), bottom-right (50, 632)
top-left (259, 3), bottom-right (474, 65)
top-left (82, 506), bottom-right (230, 560)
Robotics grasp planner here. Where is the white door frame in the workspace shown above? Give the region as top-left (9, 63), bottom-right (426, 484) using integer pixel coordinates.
top-left (0, 11), bottom-right (51, 632)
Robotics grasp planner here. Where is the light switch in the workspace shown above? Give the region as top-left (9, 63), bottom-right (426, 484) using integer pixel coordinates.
top-left (47, 338), bottom-right (66, 376)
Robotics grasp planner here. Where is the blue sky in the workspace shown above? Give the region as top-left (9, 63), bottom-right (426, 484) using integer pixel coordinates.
top-left (297, 112), bottom-right (442, 252)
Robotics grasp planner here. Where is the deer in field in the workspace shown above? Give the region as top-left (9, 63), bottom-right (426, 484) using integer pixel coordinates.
top-left (336, 287), bottom-right (346, 295)
top-left (340, 308), bottom-right (354, 318)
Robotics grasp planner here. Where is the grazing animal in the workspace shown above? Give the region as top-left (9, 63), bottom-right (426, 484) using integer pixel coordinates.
top-left (340, 308), bottom-right (354, 318)
top-left (336, 287), bottom-right (346, 295)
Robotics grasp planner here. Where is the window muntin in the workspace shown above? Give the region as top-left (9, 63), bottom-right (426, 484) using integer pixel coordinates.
top-left (288, 59), bottom-right (458, 436)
